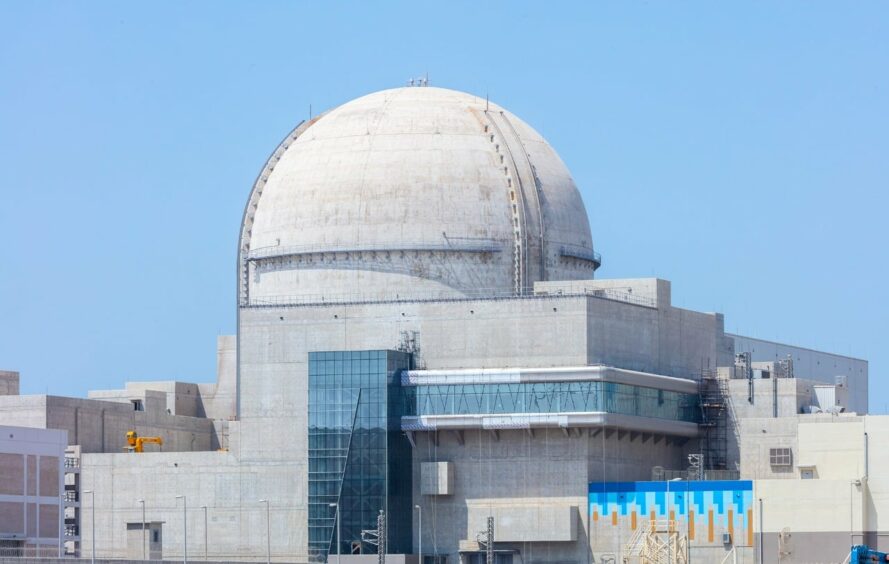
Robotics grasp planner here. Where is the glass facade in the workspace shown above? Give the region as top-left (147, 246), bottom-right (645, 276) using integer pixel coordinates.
top-left (404, 381), bottom-right (699, 423)
top-left (308, 350), bottom-right (413, 563)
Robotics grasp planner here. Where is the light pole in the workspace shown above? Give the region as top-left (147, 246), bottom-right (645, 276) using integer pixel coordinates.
top-left (200, 506), bottom-right (208, 561)
top-left (666, 478), bottom-right (681, 564)
top-left (83, 490), bottom-right (95, 564)
top-left (414, 505), bottom-right (422, 564)
top-left (176, 495), bottom-right (187, 564)
top-left (329, 502), bottom-right (340, 564)
top-left (259, 499), bottom-right (270, 564)
top-left (137, 499), bottom-right (146, 560)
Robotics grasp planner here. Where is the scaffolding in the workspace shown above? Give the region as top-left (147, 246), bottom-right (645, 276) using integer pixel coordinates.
top-left (698, 370), bottom-right (728, 471)
top-left (623, 520), bottom-right (688, 564)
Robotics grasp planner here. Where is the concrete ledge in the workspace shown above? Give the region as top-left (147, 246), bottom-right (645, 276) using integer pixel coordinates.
top-left (402, 412), bottom-right (699, 437)
top-left (403, 365), bottom-right (699, 394)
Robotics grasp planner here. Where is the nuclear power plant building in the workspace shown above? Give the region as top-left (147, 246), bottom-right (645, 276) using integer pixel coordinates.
top-left (0, 87), bottom-right (880, 564)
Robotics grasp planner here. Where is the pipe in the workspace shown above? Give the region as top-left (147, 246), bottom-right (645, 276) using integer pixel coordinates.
top-left (758, 498), bottom-right (764, 564)
top-left (864, 432), bottom-right (869, 480)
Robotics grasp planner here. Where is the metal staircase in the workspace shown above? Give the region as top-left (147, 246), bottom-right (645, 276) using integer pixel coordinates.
top-left (699, 370), bottom-right (728, 471)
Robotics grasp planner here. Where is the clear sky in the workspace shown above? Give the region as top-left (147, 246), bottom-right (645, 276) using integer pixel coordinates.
top-left (1, 3), bottom-right (886, 410)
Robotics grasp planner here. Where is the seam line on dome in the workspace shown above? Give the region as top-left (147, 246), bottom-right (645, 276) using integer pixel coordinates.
top-left (238, 112), bottom-right (329, 306)
top-left (483, 110), bottom-right (528, 295)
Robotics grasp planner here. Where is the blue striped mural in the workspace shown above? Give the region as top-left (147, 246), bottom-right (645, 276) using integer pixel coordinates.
top-left (588, 481), bottom-right (754, 545)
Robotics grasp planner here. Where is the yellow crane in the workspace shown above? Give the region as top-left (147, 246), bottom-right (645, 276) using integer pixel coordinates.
top-left (125, 431), bottom-right (163, 453)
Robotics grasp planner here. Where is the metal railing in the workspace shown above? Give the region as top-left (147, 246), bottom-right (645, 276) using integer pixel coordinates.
top-left (247, 239), bottom-right (505, 261)
top-left (653, 467), bottom-right (741, 481)
top-left (559, 244), bottom-right (602, 269)
top-left (247, 286), bottom-right (657, 309)
top-left (0, 546), bottom-right (67, 558)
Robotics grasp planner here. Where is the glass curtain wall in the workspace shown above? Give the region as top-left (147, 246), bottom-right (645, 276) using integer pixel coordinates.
top-left (404, 381), bottom-right (699, 423)
top-left (308, 350), bottom-right (412, 563)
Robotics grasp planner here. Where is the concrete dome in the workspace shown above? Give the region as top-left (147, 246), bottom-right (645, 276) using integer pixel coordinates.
top-left (238, 86), bottom-right (599, 304)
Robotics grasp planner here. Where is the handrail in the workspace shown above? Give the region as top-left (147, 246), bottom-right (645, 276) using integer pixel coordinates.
top-left (248, 239), bottom-right (504, 261)
top-left (559, 244), bottom-right (602, 269)
top-left (246, 286), bottom-right (657, 309)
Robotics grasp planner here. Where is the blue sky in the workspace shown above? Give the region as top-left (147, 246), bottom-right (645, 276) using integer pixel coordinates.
top-left (1, 3), bottom-right (886, 410)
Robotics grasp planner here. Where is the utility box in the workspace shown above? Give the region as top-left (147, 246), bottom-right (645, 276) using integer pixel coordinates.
top-left (421, 462), bottom-right (454, 496)
top-left (126, 521), bottom-right (162, 560)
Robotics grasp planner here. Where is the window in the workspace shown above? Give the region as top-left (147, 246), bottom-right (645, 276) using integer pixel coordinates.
top-left (131, 400), bottom-right (144, 411)
top-left (152, 530), bottom-right (159, 543)
top-left (407, 381), bottom-right (699, 423)
top-left (769, 447), bottom-right (792, 467)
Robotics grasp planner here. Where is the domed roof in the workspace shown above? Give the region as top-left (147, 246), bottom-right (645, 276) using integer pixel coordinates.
top-left (238, 86), bottom-right (599, 304)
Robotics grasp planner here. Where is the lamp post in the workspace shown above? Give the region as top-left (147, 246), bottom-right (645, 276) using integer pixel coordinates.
top-left (175, 495), bottom-right (187, 564)
top-left (137, 499), bottom-right (146, 560)
top-left (83, 490), bottom-right (95, 564)
top-left (414, 505), bottom-right (422, 564)
top-left (200, 506), bottom-right (208, 561)
top-left (329, 503), bottom-right (340, 564)
top-left (259, 499), bottom-right (270, 564)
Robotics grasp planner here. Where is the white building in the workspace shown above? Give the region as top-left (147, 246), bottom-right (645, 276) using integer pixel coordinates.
top-left (0, 425), bottom-right (67, 557)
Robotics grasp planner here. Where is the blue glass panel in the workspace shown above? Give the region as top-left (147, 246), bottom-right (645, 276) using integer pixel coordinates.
top-left (307, 351), bottom-right (412, 563)
top-left (407, 380), bottom-right (699, 422)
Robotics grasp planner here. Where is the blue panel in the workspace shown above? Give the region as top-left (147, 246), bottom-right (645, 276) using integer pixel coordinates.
top-left (587, 480), bottom-right (753, 522)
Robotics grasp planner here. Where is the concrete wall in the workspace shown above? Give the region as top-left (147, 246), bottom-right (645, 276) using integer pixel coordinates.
top-left (586, 296), bottom-right (730, 380)
top-left (79, 450), bottom-right (305, 562)
top-left (727, 377), bottom-right (819, 421)
top-left (0, 395), bottom-right (214, 454)
top-left (737, 415), bottom-right (889, 562)
top-left (0, 371), bottom-right (19, 396)
top-left (0, 558), bottom-right (262, 564)
top-left (410, 428), bottom-right (689, 563)
top-left (0, 395), bottom-right (47, 429)
top-left (729, 334), bottom-right (868, 414)
top-left (200, 335), bottom-right (237, 422)
top-left (536, 278), bottom-right (734, 378)
top-left (89, 381), bottom-right (203, 418)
